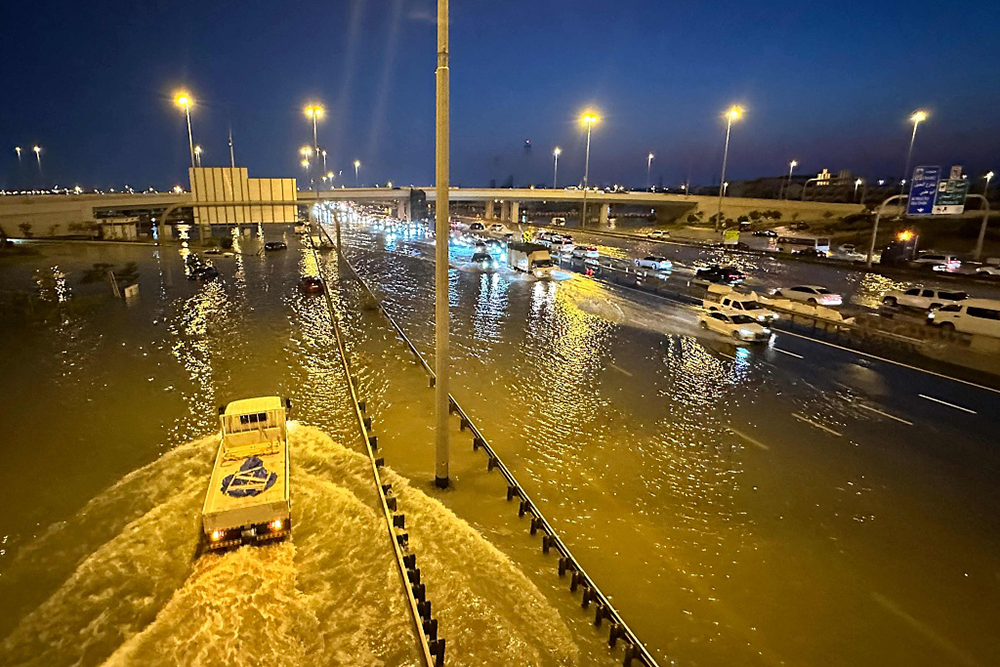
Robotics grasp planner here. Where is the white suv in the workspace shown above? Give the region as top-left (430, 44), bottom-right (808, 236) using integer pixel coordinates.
top-left (881, 286), bottom-right (968, 310)
top-left (929, 299), bottom-right (1000, 338)
top-left (913, 253), bottom-right (961, 272)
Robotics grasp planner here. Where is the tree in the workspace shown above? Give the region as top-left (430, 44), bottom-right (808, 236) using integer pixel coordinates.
top-left (749, 210), bottom-right (762, 221)
top-left (686, 213), bottom-right (699, 223)
top-left (18, 222), bottom-right (33, 238)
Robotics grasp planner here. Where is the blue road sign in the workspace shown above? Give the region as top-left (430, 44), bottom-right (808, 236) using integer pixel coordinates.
top-left (907, 165), bottom-right (941, 216)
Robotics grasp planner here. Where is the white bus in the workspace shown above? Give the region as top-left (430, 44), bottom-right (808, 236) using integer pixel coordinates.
top-left (776, 235), bottom-right (831, 257)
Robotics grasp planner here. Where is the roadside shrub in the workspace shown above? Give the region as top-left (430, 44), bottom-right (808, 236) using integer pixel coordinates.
top-left (749, 210), bottom-right (762, 221)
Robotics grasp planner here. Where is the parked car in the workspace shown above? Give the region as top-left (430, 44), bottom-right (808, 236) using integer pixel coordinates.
top-left (788, 222), bottom-right (810, 231)
top-left (551, 217), bottom-right (566, 226)
top-left (773, 284), bottom-right (843, 306)
top-left (752, 229), bottom-right (778, 238)
top-left (634, 256), bottom-right (673, 271)
top-left (913, 253), bottom-right (961, 272)
top-left (928, 298), bottom-right (1000, 338)
top-left (881, 286), bottom-right (968, 310)
top-left (188, 265), bottom-right (220, 281)
top-left (698, 310), bottom-right (772, 342)
top-left (469, 222), bottom-right (486, 232)
top-left (695, 265), bottom-right (746, 284)
top-left (264, 241), bottom-right (288, 251)
top-left (488, 223), bottom-right (510, 234)
top-left (646, 230), bottom-right (670, 241)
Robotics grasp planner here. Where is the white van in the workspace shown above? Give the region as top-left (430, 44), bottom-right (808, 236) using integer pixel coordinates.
top-left (929, 298), bottom-right (1000, 338)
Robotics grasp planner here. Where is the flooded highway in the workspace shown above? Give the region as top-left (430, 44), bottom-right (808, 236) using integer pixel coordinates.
top-left (2, 223), bottom-right (999, 666)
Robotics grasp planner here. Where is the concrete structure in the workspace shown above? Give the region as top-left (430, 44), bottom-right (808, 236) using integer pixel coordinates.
top-left (0, 186), bottom-right (868, 238)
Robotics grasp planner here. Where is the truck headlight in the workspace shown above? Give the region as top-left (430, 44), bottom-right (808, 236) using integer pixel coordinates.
top-left (269, 519), bottom-right (283, 531)
top-left (210, 530), bottom-right (224, 542)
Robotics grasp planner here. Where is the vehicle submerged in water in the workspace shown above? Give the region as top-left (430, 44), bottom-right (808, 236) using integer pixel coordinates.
top-left (201, 396), bottom-right (292, 551)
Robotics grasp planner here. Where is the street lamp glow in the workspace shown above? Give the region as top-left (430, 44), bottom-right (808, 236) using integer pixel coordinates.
top-left (33, 145), bottom-right (42, 171)
top-left (193, 145), bottom-right (203, 167)
top-left (299, 146), bottom-right (313, 157)
top-left (985, 171), bottom-right (995, 198)
top-left (303, 104), bottom-right (324, 120)
top-left (14, 146), bottom-right (22, 159)
top-left (902, 109), bottom-right (928, 195)
top-left (646, 152), bottom-right (655, 190)
top-left (173, 91), bottom-right (196, 168)
top-left (579, 111), bottom-right (600, 227)
top-left (301, 159), bottom-right (310, 168)
top-left (354, 160), bottom-right (361, 186)
top-left (716, 105), bottom-right (743, 230)
top-left (552, 147), bottom-right (561, 188)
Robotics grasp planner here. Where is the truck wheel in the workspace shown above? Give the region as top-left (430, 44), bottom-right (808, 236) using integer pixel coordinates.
top-left (699, 321), bottom-right (708, 329)
top-left (940, 322), bottom-right (956, 331)
top-left (929, 303), bottom-right (941, 310)
top-left (774, 290), bottom-right (783, 297)
top-left (807, 298), bottom-right (818, 306)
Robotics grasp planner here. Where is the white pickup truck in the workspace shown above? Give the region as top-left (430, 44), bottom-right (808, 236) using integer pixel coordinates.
top-left (702, 284), bottom-right (778, 323)
top-left (202, 396), bottom-right (292, 551)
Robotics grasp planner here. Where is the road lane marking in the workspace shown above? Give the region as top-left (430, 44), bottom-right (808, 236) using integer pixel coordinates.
top-left (775, 329), bottom-right (1000, 396)
top-left (607, 362), bottom-right (633, 377)
top-left (918, 394), bottom-right (977, 414)
top-left (792, 412), bottom-right (843, 437)
top-left (717, 352), bottom-right (736, 360)
top-left (773, 347), bottom-right (804, 359)
top-left (730, 428), bottom-right (769, 450)
top-left (857, 403), bottom-right (914, 426)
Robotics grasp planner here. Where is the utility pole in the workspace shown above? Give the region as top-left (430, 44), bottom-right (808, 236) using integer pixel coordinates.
top-left (228, 127), bottom-right (235, 168)
top-left (434, 0), bottom-right (450, 488)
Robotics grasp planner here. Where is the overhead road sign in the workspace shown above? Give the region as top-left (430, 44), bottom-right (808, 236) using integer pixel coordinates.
top-left (906, 165), bottom-right (941, 216)
top-left (933, 168), bottom-right (970, 215)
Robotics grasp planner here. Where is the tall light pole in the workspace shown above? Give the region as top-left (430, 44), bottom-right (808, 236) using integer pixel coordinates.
top-left (174, 92), bottom-right (195, 168)
top-left (194, 145), bottom-right (203, 168)
top-left (716, 105), bottom-right (743, 231)
top-left (33, 145), bottom-right (42, 172)
top-left (354, 160), bottom-right (361, 186)
top-left (984, 171), bottom-right (994, 200)
top-left (580, 112), bottom-right (599, 228)
top-left (854, 178), bottom-right (863, 202)
top-left (783, 159), bottom-right (797, 199)
top-left (901, 109), bottom-right (928, 195)
top-left (228, 127), bottom-right (235, 168)
top-left (14, 146), bottom-right (22, 162)
top-left (321, 150), bottom-right (327, 173)
top-left (552, 147), bottom-right (561, 188)
top-left (646, 152), bottom-right (654, 190)
top-left (304, 104), bottom-right (324, 189)
top-left (434, 0), bottom-right (451, 488)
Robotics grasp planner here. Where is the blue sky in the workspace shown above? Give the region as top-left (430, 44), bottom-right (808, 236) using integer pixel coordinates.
top-left (2, 0), bottom-right (998, 190)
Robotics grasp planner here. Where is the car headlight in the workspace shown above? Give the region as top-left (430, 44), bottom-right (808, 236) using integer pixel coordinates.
top-left (761, 327), bottom-right (771, 335)
top-left (739, 328), bottom-right (755, 339)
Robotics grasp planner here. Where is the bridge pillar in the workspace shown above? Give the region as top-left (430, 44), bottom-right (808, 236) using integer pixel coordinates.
top-left (509, 201), bottom-right (520, 223)
top-left (499, 201), bottom-right (511, 222)
top-left (485, 200), bottom-right (495, 220)
top-left (397, 198), bottom-right (411, 222)
top-left (598, 204), bottom-right (609, 227)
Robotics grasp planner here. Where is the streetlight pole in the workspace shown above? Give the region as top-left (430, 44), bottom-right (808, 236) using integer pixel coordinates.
top-left (984, 171), bottom-right (994, 200)
top-left (716, 105), bottom-right (742, 231)
top-left (646, 152), bottom-right (654, 190)
top-left (32, 146), bottom-right (41, 172)
top-left (580, 112), bottom-right (599, 228)
top-left (354, 160), bottom-right (361, 186)
top-left (552, 147), bottom-right (561, 188)
top-left (321, 150), bottom-right (327, 174)
top-left (783, 159), bottom-right (797, 199)
top-left (901, 110), bottom-right (927, 195)
top-left (854, 178), bottom-right (863, 203)
top-left (14, 146), bottom-right (22, 163)
top-left (304, 104), bottom-right (324, 190)
top-left (174, 92), bottom-right (196, 168)
top-left (228, 127), bottom-right (235, 168)
top-left (866, 194), bottom-right (908, 267)
top-left (434, 0), bottom-right (450, 489)
top-left (194, 145), bottom-right (203, 168)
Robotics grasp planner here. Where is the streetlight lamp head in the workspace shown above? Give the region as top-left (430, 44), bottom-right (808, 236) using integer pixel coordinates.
top-left (911, 110), bottom-right (928, 123)
top-left (553, 147), bottom-right (561, 156)
top-left (301, 159), bottom-right (309, 168)
top-left (33, 146), bottom-right (40, 154)
top-left (580, 112), bottom-right (600, 125)
top-left (726, 105), bottom-right (744, 121)
top-left (987, 171), bottom-right (995, 180)
top-left (790, 159), bottom-right (798, 168)
top-left (354, 160), bottom-right (361, 168)
top-left (855, 178), bottom-right (863, 186)
top-left (648, 152), bottom-right (655, 160)
top-left (194, 145), bottom-right (202, 155)
top-left (299, 146), bottom-right (313, 157)
top-left (326, 172), bottom-right (333, 179)
top-left (174, 92), bottom-right (192, 109)
top-left (304, 104), bottom-right (325, 119)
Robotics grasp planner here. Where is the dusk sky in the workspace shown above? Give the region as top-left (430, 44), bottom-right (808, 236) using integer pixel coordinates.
top-left (3, 0), bottom-right (999, 191)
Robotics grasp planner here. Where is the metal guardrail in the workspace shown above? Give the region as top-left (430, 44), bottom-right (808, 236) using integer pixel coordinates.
top-left (332, 234), bottom-right (662, 667)
top-left (305, 229), bottom-right (443, 666)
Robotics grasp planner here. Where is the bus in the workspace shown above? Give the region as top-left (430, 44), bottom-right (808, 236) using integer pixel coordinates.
top-left (776, 235), bottom-right (831, 257)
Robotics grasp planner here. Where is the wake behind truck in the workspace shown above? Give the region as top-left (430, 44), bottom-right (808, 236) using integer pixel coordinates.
top-left (201, 396), bottom-right (292, 551)
top-left (507, 242), bottom-right (554, 278)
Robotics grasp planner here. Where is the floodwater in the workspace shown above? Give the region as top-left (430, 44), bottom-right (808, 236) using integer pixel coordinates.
top-left (2, 222), bottom-right (999, 667)
top-left (0, 234), bottom-right (598, 666)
